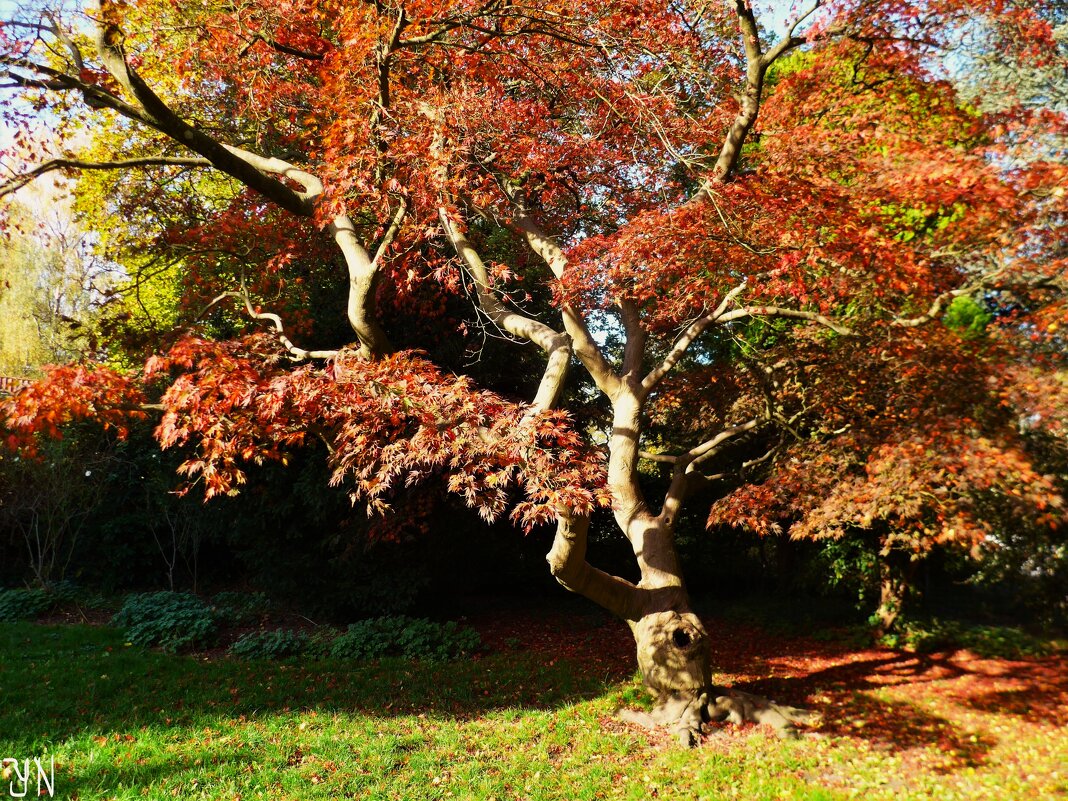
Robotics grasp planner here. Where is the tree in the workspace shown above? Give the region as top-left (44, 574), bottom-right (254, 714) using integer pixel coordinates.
top-left (0, 198), bottom-right (100, 372)
top-left (1, 0), bottom-right (1066, 744)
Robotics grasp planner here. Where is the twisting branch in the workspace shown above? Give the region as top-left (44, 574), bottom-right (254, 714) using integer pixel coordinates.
top-left (90, 9), bottom-right (315, 216)
top-left (761, 1), bottom-right (823, 68)
top-left (657, 417), bottom-right (768, 526)
top-left (686, 417), bottom-right (766, 467)
top-left (546, 512), bottom-right (643, 620)
top-left (508, 208), bottom-right (622, 399)
top-left (892, 289), bottom-right (968, 327)
top-left (81, 1), bottom-right (393, 357)
top-left (371, 197), bottom-right (409, 268)
top-left (439, 206), bottom-right (571, 411)
top-left (705, 1), bottom-right (821, 186)
top-left (0, 54), bottom-right (154, 120)
top-left (202, 290), bottom-right (338, 361)
top-left (697, 446), bottom-right (779, 484)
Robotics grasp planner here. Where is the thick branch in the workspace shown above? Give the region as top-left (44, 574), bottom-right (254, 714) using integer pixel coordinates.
top-left (761, 1), bottom-right (822, 68)
top-left (330, 215), bottom-right (394, 358)
top-left (706, 1), bottom-right (817, 185)
top-left (708, 2), bottom-right (766, 183)
top-left (74, 4), bottom-right (393, 357)
top-left (546, 512), bottom-right (642, 619)
top-left (91, 4), bottom-right (311, 216)
top-left (510, 210), bottom-right (622, 399)
top-left (0, 55), bottom-right (154, 120)
top-left (686, 417), bottom-right (765, 466)
top-left (620, 300), bottom-right (646, 380)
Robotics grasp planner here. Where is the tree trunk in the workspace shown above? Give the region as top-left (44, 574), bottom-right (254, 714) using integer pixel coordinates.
top-left (547, 512), bottom-right (815, 745)
top-left (874, 548), bottom-right (918, 637)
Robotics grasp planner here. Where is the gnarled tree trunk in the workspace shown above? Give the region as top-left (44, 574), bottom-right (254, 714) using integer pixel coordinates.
top-left (547, 511), bottom-right (816, 745)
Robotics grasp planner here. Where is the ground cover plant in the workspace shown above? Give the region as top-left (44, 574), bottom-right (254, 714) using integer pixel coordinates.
top-left (2, 609), bottom-right (1066, 800)
top-left (111, 591), bottom-right (217, 653)
top-left (228, 627), bottom-right (310, 660)
top-left (0, 588), bottom-right (54, 622)
top-left (329, 615), bottom-right (482, 661)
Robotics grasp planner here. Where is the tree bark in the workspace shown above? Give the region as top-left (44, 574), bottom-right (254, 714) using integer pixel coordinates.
top-left (874, 547), bottom-right (918, 636)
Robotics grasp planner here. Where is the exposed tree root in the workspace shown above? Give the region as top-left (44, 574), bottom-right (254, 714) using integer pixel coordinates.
top-left (617, 687), bottom-right (820, 747)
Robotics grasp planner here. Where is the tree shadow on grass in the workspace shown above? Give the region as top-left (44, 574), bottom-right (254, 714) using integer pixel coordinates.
top-left (726, 644), bottom-right (1068, 769)
top-left (965, 680), bottom-right (1068, 727)
top-left (0, 622), bottom-right (621, 755)
top-left (820, 693), bottom-right (996, 771)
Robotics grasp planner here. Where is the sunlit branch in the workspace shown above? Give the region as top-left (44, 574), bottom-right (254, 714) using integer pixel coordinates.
top-left (687, 417), bottom-right (766, 467)
top-left (202, 291), bottom-right (338, 362)
top-left (508, 209), bottom-right (622, 399)
top-left (371, 197), bottom-right (409, 268)
top-left (46, 1), bottom-right (394, 356)
top-left (891, 287), bottom-right (973, 328)
top-left (0, 54), bottom-right (151, 117)
top-left (546, 512), bottom-right (642, 621)
top-left (697, 447), bottom-right (778, 484)
top-left (761, 1), bottom-right (823, 68)
top-left (658, 417), bottom-right (767, 525)
top-left (717, 305), bottom-right (855, 336)
top-left (438, 207), bottom-right (571, 411)
top-left (88, 6), bottom-right (314, 217)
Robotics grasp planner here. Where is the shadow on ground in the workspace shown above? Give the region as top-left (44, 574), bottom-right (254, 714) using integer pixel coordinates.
top-left (0, 620), bottom-right (620, 754)
top-left (707, 621), bottom-right (1067, 770)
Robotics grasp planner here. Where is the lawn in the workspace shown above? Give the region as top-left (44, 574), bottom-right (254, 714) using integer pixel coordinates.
top-left (1, 608), bottom-right (1066, 800)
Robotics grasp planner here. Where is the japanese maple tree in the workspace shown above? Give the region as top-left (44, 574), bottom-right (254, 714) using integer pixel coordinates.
top-left (2, 0), bottom-right (1065, 742)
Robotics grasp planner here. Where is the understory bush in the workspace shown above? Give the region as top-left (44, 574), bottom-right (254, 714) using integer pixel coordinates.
top-left (329, 616), bottom-right (481, 661)
top-left (229, 629), bottom-right (308, 660)
top-left (112, 592), bottom-right (216, 652)
top-left (304, 626), bottom-right (341, 659)
top-left (0, 588), bottom-right (53, 622)
top-left (881, 617), bottom-right (1054, 659)
top-left (212, 591), bottom-right (271, 626)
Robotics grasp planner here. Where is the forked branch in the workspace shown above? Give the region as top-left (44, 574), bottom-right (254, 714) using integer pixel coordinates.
top-left (439, 207), bottom-right (571, 411)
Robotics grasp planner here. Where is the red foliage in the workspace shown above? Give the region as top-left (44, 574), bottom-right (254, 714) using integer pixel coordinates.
top-left (1, 365), bottom-right (147, 456)
top-left (148, 335), bottom-right (609, 527)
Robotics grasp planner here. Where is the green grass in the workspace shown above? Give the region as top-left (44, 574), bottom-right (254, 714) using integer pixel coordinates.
top-left (1, 623), bottom-right (838, 800)
top-left (3, 622), bottom-right (1066, 800)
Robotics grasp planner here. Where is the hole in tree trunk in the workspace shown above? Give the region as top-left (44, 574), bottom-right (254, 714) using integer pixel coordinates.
top-left (672, 628), bottom-right (692, 649)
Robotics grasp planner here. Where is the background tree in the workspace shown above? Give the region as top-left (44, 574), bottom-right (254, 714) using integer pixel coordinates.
top-left (0, 198), bottom-right (100, 372)
top-left (1, 0), bottom-right (1065, 744)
